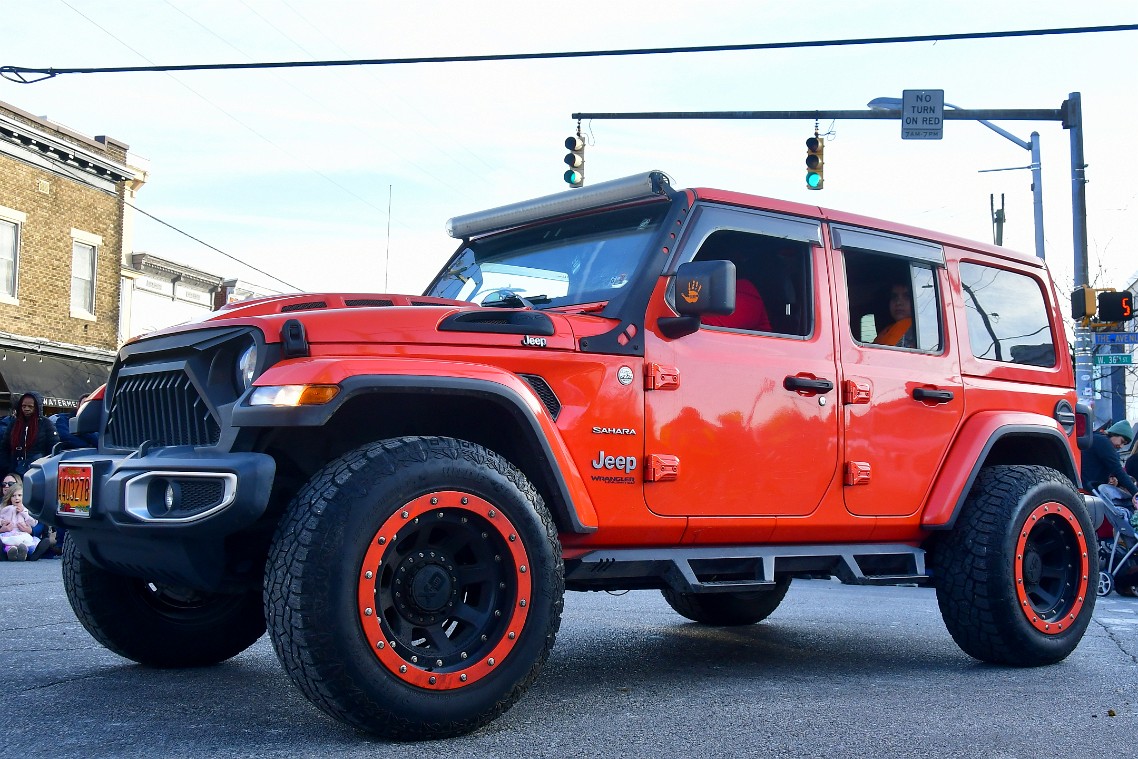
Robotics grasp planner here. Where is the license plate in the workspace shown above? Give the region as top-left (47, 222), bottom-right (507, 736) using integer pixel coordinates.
top-left (58, 464), bottom-right (93, 517)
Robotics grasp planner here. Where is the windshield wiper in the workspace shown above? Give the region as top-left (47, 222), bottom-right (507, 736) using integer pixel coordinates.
top-left (482, 292), bottom-right (550, 309)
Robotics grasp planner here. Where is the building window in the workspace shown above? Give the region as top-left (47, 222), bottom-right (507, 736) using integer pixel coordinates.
top-left (0, 205), bottom-right (26, 304)
top-left (0, 219), bottom-right (17, 300)
top-left (70, 228), bottom-right (102, 319)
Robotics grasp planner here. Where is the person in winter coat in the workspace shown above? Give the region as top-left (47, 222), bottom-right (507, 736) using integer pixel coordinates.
top-left (1083, 419), bottom-right (1136, 495)
top-left (0, 393), bottom-right (59, 477)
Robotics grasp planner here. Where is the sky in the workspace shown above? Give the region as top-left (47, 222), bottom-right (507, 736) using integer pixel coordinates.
top-left (1, 1), bottom-right (1136, 300)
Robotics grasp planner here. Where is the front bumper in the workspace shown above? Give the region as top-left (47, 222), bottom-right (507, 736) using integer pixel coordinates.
top-left (24, 446), bottom-right (276, 590)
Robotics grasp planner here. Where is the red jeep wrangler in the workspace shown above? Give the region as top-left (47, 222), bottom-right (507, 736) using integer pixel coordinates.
top-left (27, 171), bottom-right (1100, 739)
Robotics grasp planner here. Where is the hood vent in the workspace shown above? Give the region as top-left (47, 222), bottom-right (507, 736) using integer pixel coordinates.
top-left (439, 310), bottom-right (555, 336)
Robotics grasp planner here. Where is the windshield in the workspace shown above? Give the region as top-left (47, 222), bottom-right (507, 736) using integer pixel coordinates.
top-left (426, 203), bottom-right (668, 309)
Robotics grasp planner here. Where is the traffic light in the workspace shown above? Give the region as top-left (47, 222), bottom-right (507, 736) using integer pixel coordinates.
top-left (1071, 285), bottom-right (1097, 319)
top-left (564, 135), bottom-right (584, 187)
top-left (805, 136), bottom-right (824, 190)
top-left (1098, 290), bottom-right (1135, 321)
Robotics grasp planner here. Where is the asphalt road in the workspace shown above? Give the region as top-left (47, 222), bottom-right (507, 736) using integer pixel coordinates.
top-left (3, 558), bottom-right (1137, 758)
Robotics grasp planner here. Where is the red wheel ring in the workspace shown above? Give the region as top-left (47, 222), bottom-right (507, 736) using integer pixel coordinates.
top-left (356, 491), bottom-right (532, 689)
top-left (1014, 501), bottom-right (1090, 635)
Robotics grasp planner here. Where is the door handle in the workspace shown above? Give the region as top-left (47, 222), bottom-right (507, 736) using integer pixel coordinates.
top-left (912, 387), bottom-right (955, 403)
top-left (783, 376), bottom-right (835, 393)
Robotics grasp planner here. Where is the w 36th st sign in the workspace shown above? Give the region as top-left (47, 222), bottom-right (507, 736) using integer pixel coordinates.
top-left (902, 90), bottom-right (944, 140)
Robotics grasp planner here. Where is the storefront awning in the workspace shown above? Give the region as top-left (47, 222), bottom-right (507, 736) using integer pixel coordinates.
top-left (0, 349), bottom-right (112, 410)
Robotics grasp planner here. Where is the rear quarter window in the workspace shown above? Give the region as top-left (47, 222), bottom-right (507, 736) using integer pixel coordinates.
top-left (958, 261), bottom-right (1056, 367)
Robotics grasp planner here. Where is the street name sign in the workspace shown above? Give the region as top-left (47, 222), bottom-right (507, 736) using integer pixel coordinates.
top-left (1093, 332), bottom-right (1138, 345)
top-left (901, 90), bottom-right (944, 140)
top-left (1093, 354), bottom-right (1133, 365)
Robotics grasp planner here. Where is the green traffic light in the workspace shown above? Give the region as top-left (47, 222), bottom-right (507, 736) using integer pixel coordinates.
top-left (806, 171), bottom-right (822, 189)
top-left (564, 169), bottom-right (583, 185)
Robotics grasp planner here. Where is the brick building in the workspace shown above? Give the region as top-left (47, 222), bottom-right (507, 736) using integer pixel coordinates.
top-left (0, 99), bottom-right (143, 414)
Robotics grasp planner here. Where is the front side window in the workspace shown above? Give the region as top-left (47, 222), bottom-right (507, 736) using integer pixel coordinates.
top-left (690, 229), bottom-right (812, 336)
top-left (424, 203), bottom-right (668, 310)
top-left (958, 261), bottom-right (1055, 367)
top-left (0, 219), bottom-right (17, 298)
top-left (845, 248), bottom-right (942, 352)
top-left (71, 240), bottom-right (96, 315)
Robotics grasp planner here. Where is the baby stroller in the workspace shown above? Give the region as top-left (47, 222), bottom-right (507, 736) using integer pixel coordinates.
top-left (1096, 483), bottom-right (1138, 596)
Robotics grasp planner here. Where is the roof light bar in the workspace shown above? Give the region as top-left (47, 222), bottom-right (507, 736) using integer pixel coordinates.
top-left (445, 170), bottom-right (673, 240)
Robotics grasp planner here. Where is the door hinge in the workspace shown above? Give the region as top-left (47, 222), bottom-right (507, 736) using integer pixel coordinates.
top-left (844, 461), bottom-right (871, 486)
top-left (646, 454), bottom-right (680, 482)
top-left (645, 364), bottom-right (680, 391)
top-left (842, 379), bottom-right (871, 405)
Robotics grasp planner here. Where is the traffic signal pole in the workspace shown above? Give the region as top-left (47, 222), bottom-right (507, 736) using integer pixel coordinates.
top-left (573, 94), bottom-right (1097, 411)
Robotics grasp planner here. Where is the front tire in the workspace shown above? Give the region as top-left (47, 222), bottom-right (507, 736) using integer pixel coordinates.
top-left (661, 577), bottom-right (792, 625)
top-left (265, 436), bottom-right (564, 740)
top-left (933, 465), bottom-right (1096, 666)
top-left (62, 538), bottom-right (266, 667)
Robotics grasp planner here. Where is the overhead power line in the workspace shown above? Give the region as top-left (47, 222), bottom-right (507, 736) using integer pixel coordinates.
top-left (2, 24), bottom-right (1137, 82)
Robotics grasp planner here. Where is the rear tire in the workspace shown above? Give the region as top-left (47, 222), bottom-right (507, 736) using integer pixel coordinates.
top-left (265, 436), bottom-right (564, 740)
top-left (933, 465), bottom-right (1096, 666)
top-left (62, 538), bottom-right (266, 667)
top-left (661, 577), bottom-right (792, 626)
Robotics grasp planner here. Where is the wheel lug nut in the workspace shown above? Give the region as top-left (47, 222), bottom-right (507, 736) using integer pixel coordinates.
top-left (411, 656), bottom-right (418, 663)
top-left (365, 571), bottom-right (373, 579)
top-left (364, 608), bottom-right (373, 616)
top-left (487, 658), bottom-right (495, 666)
top-left (460, 674), bottom-right (468, 682)
top-left (401, 511), bottom-right (409, 519)
top-left (461, 652), bottom-right (468, 660)
top-left (431, 497), bottom-right (438, 505)
top-left (520, 565), bottom-right (527, 573)
top-left (378, 536), bottom-right (386, 545)
top-left (436, 659), bottom-right (443, 667)
top-left (509, 534), bottom-right (516, 542)
top-left (520, 599), bottom-right (527, 607)
top-left (429, 676), bottom-right (437, 685)
top-left (399, 665), bottom-right (407, 673)
top-left (461, 497), bottom-right (469, 505)
top-left (508, 631), bottom-right (516, 640)
top-left (488, 509), bottom-right (496, 518)
top-left (377, 641), bottom-right (385, 649)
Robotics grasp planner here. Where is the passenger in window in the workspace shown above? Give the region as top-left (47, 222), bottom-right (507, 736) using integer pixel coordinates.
top-left (873, 282), bottom-right (916, 348)
top-left (702, 278), bottom-right (772, 332)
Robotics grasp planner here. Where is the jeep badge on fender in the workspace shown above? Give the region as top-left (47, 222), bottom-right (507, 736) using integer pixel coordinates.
top-left (24, 170), bottom-right (1098, 741)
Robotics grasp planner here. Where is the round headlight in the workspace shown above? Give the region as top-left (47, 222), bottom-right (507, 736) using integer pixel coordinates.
top-left (236, 343), bottom-right (258, 390)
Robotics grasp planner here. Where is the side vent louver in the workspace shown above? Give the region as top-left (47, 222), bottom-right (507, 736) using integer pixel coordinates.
top-left (519, 374), bottom-right (561, 420)
top-left (281, 301), bottom-right (327, 312)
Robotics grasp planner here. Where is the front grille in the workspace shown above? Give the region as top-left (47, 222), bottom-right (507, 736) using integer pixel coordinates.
top-left (106, 370), bottom-right (221, 448)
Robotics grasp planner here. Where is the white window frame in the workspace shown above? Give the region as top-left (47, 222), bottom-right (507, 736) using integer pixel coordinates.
top-left (0, 205), bottom-right (26, 305)
top-left (70, 228), bottom-right (102, 321)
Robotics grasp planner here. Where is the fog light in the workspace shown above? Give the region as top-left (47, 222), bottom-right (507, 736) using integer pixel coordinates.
top-left (165, 483), bottom-right (176, 510)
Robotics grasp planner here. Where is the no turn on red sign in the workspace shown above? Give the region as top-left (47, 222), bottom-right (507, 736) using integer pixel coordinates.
top-left (901, 90), bottom-right (944, 140)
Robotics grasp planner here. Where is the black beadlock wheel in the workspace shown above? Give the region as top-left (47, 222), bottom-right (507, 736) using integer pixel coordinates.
top-left (661, 577), bottom-right (792, 626)
top-left (264, 436), bottom-right (564, 740)
top-left (62, 538), bottom-right (266, 668)
top-left (933, 465), bottom-right (1097, 666)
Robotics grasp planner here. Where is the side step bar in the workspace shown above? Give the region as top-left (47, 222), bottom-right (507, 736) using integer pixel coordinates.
top-left (563, 543), bottom-right (929, 593)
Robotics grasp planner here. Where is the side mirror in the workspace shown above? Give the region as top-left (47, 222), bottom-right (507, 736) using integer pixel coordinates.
top-left (658, 260), bottom-right (737, 339)
top-left (674, 260), bottom-right (736, 316)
